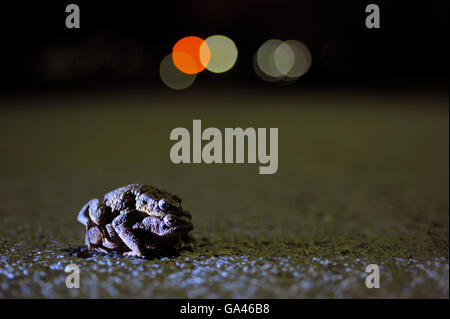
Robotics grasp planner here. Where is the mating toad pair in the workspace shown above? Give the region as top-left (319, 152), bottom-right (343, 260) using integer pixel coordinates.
top-left (77, 184), bottom-right (194, 257)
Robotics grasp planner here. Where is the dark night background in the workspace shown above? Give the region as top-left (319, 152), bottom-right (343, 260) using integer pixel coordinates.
top-left (0, 0), bottom-right (448, 94)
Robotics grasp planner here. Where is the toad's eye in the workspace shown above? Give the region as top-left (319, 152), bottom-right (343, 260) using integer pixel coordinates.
top-left (140, 196), bottom-right (152, 206)
top-left (159, 199), bottom-right (169, 210)
top-left (163, 215), bottom-right (176, 226)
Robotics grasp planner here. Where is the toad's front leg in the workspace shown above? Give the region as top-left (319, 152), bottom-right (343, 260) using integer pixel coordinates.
top-left (112, 209), bottom-right (146, 257)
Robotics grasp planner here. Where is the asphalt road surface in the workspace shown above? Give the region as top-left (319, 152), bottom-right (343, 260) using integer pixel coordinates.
top-left (0, 91), bottom-right (448, 298)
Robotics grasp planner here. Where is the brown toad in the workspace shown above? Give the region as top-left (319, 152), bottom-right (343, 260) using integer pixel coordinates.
top-left (77, 184), bottom-right (194, 257)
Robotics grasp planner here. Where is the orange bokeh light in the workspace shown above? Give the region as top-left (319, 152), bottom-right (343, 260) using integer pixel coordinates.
top-left (172, 36), bottom-right (210, 74)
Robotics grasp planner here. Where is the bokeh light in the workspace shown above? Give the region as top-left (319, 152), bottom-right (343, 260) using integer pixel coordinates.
top-left (160, 53), bottom-right (196, 90)
top-left (252, 53), bottom-right (278, 82)
top-left (38, 46), bottom-right (78, 80)
top-left (200, 35), bottom-right (238, 73)
top-left (172, 36), bottom-right (210, 74)
top-left (255, 39), bottom-right (312, 82)
top-left (75, 35), bottom-right (108, 74)
top-left (107, 39), bottom-right (143, 74)
top-left (284, 40), bottom-right (312, 79)
top-left (256, 39), bottom-right (284, 78)
top-left (274, 42), bottom-right (295, 76)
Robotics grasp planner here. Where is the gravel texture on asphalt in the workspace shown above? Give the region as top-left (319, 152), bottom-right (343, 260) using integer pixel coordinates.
top-left (0, 92), bottom-right (448, 298)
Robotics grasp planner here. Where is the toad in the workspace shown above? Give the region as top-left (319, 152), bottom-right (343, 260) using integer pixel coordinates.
top-left (77, 184), bottom-right (194, 257)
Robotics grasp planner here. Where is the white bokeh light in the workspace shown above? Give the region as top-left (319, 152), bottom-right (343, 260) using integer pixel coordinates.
top-left (201, 35), bottom-right (238, 73)
top-left (256, 39), bottom-right (284, 78)
top-left (284, 40), bottom-right (312, 79)
top-left (274, 42), bottom-right (295, 75)
top-left (255, 39), bottom-right (312, 82)
top-left (160, 53), bottom-right (196, 90)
